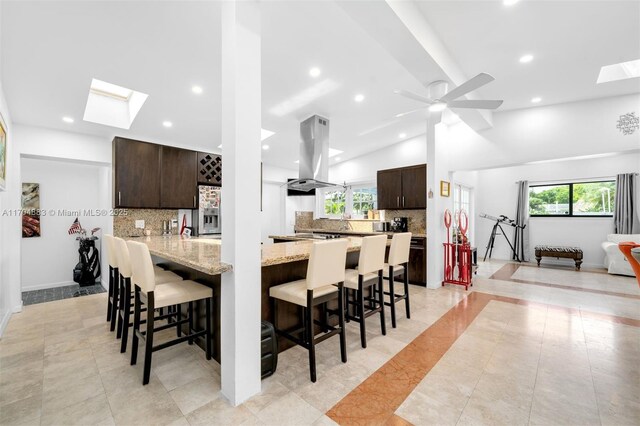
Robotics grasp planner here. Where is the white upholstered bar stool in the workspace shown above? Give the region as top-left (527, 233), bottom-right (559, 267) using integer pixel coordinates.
top-left (269, 239), bottom-right (348, 383)
top-left (382, 232), bottom-right (412, 328)
top-left (103, 235), bottom-right (120, 332)
top-left (113, 237), bottom-right (183, 353)
top-left (127, 240), bottom-right (214, 385)
top-left (343, 235), bottom-right (387, 348)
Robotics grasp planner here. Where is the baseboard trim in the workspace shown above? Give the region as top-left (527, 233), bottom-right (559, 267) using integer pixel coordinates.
top-left (100, 279), bottom-right (108, 291)
top-left (0, 310), bottom-right (12, 338)
top-left (22, 280), bottom-right (76, 292)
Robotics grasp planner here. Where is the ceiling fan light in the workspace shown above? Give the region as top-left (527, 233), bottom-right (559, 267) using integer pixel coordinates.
top-left (428, 102), bottom-right (447, 112)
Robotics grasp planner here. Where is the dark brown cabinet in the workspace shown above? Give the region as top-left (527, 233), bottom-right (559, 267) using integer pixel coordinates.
top-left (197, 152), bottom-right (222, 186)
top-left (113, 137), bottom-right (161, 208)
top-left (160, 147), bottom-right (198, 209)
top-left (377, 164), bottom-right (426, 210)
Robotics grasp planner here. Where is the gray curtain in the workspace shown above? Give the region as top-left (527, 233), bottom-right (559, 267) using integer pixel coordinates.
top-left (513, 180), bottom-right (529, 261)
top-left (614, 173), bottom-right (638, 234)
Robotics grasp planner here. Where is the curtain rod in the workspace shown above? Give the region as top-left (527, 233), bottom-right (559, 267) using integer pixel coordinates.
top-left (514, 173), bottom-right (637, 184)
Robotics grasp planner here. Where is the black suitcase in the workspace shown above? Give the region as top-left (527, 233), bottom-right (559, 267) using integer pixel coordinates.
top-left (260, 321), bottom-right (278, 379)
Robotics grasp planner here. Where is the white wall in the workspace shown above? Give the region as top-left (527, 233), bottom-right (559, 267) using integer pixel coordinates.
top-left (449, 94), bottom-right (640, 171)
top-left (20, 157), bottom-right (111, 290)
top-left (472, 152), bottom-right (640, 268)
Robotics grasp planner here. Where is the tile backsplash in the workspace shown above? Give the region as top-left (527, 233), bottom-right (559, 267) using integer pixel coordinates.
top-left (113, 209), bottom-right (178, 237)
top-left (294, 210), bottom-right (426, 234)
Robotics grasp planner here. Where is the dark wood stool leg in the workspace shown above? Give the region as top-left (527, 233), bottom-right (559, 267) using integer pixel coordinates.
top-left (120, 278), bottom-right (131, 353)
top-left (358, 277), bottom-right (367, 348)
top-left (130, 286), bottom-right (141, 365)
top-left (142, 293), bottom-right (155, 385)
top-left (389, 266), bottom-right (397, 328)
top-left (306, 291), bottom-right (317, 383)
top-left (176, 304), bottom-right (182, 337)
top-left (378, 271), bottom-right (386, 336)
top-left (205, 297), bottom-right (213, 360)
top-left (404, 263), bottom-right (411, 319)
top-left (107, 266), bottom-right (113, 322)
top-left (110, 269), bottom-right (119, 332)
top-left (188, 302), bottom-right (194, 345)
top-left (337, 283), bottom-right (347, 363)
top-left (116, 275), bottom-right (125, 339)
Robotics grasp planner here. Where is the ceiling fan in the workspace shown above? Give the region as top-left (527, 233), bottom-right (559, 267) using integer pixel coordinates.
top-left (394, 73), bottom-right (503, 117)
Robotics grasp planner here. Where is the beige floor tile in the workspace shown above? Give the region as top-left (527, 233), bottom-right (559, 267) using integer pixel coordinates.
top-left (41, 373), bottom-right (105, 415)
top-left (0, 394), bottom-right (42, 426)
top-left (186, 397), bottom-right (255, 425)
top-left (460, 390), bottom-right (531, 426)
top-left (294, 374), bottom-right (352, 412)
top-left (530, 387), bottom-right (601, 426)
top-left (254, 392), bottom-right (323, 425)
top-left (155, 353), bottom-right (216, 391)
top-left (43, 347), bottom-right (99, 382)
top-left (40, 392), bottom-right (115, 426)
top-left (107, 380), bottom-right (184, 426)
top-left (397, 387), bottom-right (465, 426)
top-left (169, 376), bottom-right (221, 415)
top-left (243, 377), bottom-right (290, 415)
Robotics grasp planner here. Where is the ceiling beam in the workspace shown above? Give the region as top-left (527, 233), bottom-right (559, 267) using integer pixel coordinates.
top-left (338, 0), bottom-right (494, 130)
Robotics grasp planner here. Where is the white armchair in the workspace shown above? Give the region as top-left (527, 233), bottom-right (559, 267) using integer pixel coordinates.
top-left (602, 234), bottom-right (640, 276)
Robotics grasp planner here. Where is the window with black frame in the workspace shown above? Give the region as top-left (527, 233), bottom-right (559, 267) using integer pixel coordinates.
top-left (529, 180), bottom-right (616, 217)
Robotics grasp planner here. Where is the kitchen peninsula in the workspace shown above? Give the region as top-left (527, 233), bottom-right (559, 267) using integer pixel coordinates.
top-left (126, 235), bottom-right (384, 357)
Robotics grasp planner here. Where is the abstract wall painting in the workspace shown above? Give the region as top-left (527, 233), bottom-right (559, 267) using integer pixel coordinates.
top-left (22, 183), bottom-right (41, 238)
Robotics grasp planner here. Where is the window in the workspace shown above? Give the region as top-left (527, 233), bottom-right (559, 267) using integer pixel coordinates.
top-left (324, 190), bottom-right (346, 217)
top-left (453, 184), bottom-right (471, 217)
top-left (352, 187), bottom-right (377, 218)
top-left (529, 181), bottom-right (616, 217)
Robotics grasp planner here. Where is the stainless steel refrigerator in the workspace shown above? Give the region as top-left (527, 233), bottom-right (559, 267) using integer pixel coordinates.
top-left (193, 186), bottom-right (221, 235)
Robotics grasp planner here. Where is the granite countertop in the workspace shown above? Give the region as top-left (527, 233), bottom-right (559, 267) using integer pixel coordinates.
top-left (127, 236), bottom-right (233, 276)
top-left (293, 228), bottom-right (427, 238)
top-left (262, 236), bottom-right (391, 267)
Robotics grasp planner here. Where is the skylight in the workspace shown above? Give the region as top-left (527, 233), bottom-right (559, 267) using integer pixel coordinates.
top-left (83, 79), bottom-right (148, 129)
top-left (597, 59), bottom-right (640, 84)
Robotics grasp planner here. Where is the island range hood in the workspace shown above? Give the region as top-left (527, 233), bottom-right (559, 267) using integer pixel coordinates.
top-left (286, 115), bottom-right (342, 192)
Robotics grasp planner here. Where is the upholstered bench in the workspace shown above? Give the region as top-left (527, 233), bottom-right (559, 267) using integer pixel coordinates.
top-left (535, 246), bottom-right (583, 270)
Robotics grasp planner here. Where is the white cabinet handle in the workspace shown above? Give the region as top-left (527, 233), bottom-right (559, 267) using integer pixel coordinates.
top-left (402, 196), bottom-right (405, 207)
top-left (118, 191), bottom-right (121, 205)
top-left (397, 196), bottom-right (400, 207)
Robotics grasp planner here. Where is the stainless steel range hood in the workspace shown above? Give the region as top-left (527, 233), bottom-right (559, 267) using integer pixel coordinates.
top-left (286, 115), bottom-right (342, 192)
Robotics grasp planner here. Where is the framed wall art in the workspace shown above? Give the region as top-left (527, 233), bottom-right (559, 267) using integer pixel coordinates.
top-left (440, 180), bottom-right (450, 197)
top-left (22, 183), bottom-right (41, 238)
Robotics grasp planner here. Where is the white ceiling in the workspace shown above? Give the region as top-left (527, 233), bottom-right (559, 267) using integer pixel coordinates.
top-left (2, 1), bottom-right (639, 171)
top-left (415, 0), bottom-right (640, 111)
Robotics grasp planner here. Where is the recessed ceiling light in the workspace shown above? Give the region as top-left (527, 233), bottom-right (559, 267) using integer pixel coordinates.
top-left (261, 128), bottom-right (275, 141)
top-left (531, 97), bottom-right (541, 103)
top-left (62, 116), bottom-right (74, 123)
top-left (329, 148), bottom-right (343, 158)
top-left (162, 121), bottom-right (173, 128)
top-left (519, 54), bottom-right (534, 63)
top-left (428, 102), bottom-right (447, 112)
top-left (218, 144), bottom-right (222, 149)
top-left (262, 144), bottom-right (270, 150)
top-left (503, 0), bottom-right (520, 6)
top-left (309, 67), bottom-right (321, 78)
top-left (354, 94), bottom-right (365, 103)
top-left (597, 59), bottom-right (640, 84)
top-left (294, 160), bottom-right (299, 164)
top-left (335, 157), bottom-right (341, 161)
top-left (399, 132), bottom-right (407, 138)
top-left (191, 85), bottom-right (203, 94)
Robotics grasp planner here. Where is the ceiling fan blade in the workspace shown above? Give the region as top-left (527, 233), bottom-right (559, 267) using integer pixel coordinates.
top-left (447, 99), bottom-right (504, 110)
top-left (393, 89), bottom-right (432, 104)
top-left (439, 73), bottom-right (495, 102)
top-left (395, 107), bottom-right (428, 118)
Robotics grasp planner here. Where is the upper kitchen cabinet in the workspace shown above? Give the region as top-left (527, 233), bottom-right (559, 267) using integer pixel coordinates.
top-left (377, 164), bottom-right (427, 210)
top-left (113, 137), bottom-right (161, 208)
top-left (160, 146), bottom-right (198, 209)
top-left (197, 152), bottom-right (222, 186)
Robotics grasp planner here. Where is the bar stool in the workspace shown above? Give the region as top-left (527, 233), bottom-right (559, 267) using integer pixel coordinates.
top-left (344, 235), bottom-right (387, 348)
top-left (112, 237), bottom-right (183, 353)
top-left (103, 235), bottom-right (120, 332)
top-left (127, 240), bottom-right (214, 385)
top-left (382, 232), bottom-right (412, 328)
top-left (269, 239), bottom-right (348, 383)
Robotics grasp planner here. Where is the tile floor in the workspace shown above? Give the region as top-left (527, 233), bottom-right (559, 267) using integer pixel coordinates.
top-left (1, 261), bottom-right (638, 425)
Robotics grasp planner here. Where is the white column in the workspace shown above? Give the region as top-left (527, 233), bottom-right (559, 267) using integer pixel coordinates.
top-left (219, 0), bottom-right (262, 405)
top-left (426, 113), bottom-right (453, 289)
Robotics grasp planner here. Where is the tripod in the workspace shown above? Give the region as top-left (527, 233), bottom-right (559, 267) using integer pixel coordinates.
top-left (483, 220), bottom-right (521, 262)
